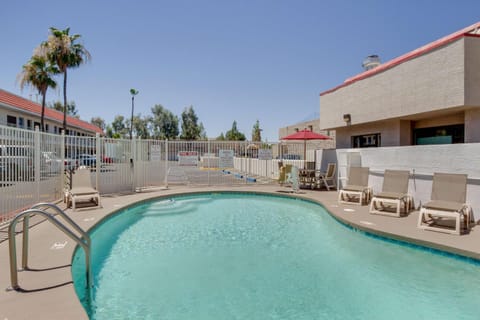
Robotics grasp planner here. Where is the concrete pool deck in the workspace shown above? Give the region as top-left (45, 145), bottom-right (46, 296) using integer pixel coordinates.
top-left (1, 185), bottom-right (479, 320)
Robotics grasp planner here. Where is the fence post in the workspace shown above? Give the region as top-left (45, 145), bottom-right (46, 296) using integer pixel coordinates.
top-left (207, 139), bottom-right (211, 186)
top-left (244, 141), bottom-right (248, 184)
top-left (34, 127), bottom-right (41, 202)
top-left (164, 139), bottom-right (168, 188)
top-left (60, 131), bottom-right (66, 198)
top-left (95, 133), bottom-right (100, 193)
top-left (131, 137), bottom-right (137, 192)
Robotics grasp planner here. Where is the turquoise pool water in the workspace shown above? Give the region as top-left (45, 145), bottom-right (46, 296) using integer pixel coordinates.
top-left (72, 193), bottom-right (480, 319)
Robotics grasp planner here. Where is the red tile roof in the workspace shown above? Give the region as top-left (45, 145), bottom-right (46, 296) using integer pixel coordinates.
top-left (0, 88), bottom-right (103, 134)
top-left (320, 21), bottom-right (480, 96)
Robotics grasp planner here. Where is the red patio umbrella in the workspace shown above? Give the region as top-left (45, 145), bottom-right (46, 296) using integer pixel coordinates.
top-left (281, 129), bottom-right (331, 168)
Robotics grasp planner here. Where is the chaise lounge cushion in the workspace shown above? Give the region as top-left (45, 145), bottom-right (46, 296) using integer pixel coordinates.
top-left (422, 200), bottom-right (465, 212)
top-left (343, 185), bottom-right (367, 192)
top-left (375, 191), bottom-right (406, 200)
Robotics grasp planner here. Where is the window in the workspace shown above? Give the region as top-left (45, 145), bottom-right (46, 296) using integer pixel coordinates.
top-left (352, 133), bottom-right (381, 148)
top-left (27, 119), bottom-right (32, 130)
top-left (414, 124), bottom-right (464, 145)
top-left (45, 124), bottom-right (49, 132)
top-left (308, 125), bottom-right (313, 131)
top-left (34, 122), bottom-right (40, 130)
top-left (7, 115), bottom-right (16, 127)
top-left (54, 126), bottom-right (58, 134)
top-left (18, 117), bottom-right (24, 128)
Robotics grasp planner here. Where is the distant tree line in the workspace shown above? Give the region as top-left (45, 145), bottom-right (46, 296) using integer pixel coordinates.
top-left (88, 105), bottom-right (263, 141)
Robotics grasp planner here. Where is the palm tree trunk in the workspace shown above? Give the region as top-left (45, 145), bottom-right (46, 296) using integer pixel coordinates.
top-left (41, 91), bottom-right (46, 132)
top-left (63, 70), bottom-right (68, 134)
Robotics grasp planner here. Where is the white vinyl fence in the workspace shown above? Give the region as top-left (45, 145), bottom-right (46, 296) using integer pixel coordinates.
top-left (2, 124), bottom-right (479, 224)
top-left (0, 125), bottom-right (316, 225)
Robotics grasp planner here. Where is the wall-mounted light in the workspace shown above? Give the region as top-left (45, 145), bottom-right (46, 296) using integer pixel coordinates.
top-left (343, 113), bottom-right (351, 123)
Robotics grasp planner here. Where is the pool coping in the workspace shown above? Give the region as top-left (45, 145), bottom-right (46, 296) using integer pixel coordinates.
top-left (1, 185), bottom-right (479, 319)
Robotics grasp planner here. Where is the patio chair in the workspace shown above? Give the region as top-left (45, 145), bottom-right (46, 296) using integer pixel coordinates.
top-left (338, 167), bottom-right (371, 205)
top-left (316, 163), bottom-right (337, 191)
top-left (67, 167), bottom-right (101, 211)
top-left (417, 172), bottom-right (473, 235)
top-left (369, 170), bottom-right (412, 217)
top-left (278, 164), bottom-right (293, 185)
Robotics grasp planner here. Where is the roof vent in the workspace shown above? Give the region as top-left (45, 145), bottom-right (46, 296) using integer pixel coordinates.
top-left (362, 55), bottom-right (381, 71)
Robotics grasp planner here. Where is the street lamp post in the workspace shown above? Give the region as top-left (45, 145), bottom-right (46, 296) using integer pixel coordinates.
top-left (129, 88), bottom-right (139, 139)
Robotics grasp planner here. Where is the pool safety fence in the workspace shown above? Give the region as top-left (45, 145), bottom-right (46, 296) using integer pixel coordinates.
top-left (0, 125), bottom-right (317, 224)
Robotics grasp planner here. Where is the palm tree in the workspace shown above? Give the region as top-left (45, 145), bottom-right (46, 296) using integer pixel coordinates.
top-left (17, 55), bottom-right (58, 132)
top-left (40, 27), bottom-right (91, 134)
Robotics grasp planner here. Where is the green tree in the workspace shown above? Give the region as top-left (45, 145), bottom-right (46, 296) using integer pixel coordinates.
top-left (17, 55), bottom-right (58, 132)
top-left (40, 27), bottom-right (91, 133)
top-left (151, 104), bottom-right (179, 139)
top-left (252, 120), bottom-right (262, 141)
top-left (91, 117), bottom-right (106, 130)
top-left (48, 100), bottom-right (79, 118)
top-left (180, 106), bottom-right (202, 140)
top-left (111, 115), bottom-right (127, 138)
top-left (225, 121), bottom-right (246, 141)
top-left (217, 132), bottom-right (226, 141)
top-left (129, 114), bottom-right (151, 139)
top-left (105, 125), bottom-right (114, 138)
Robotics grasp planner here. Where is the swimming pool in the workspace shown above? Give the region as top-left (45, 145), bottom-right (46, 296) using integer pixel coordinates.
top-left (72, 192), bottom-right (480, 319)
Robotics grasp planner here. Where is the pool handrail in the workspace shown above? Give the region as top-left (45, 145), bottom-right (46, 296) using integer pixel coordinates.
top-left (8, 207), bottom-right (92, 291)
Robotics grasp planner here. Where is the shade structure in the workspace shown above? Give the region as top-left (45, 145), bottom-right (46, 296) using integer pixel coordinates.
top-left (280, 129), bottom-right (331, 168)
top-left (281, 129), bottom-right (331, 141)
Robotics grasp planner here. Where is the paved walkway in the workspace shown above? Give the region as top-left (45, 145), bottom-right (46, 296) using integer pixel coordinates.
top-left (1, 185), bottom-right (479, 320)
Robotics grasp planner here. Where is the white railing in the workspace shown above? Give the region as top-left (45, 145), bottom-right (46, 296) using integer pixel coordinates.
top-left (2, 123), bottom-right (480, 224)
top-left (2, 128), bottom-right (313, 225)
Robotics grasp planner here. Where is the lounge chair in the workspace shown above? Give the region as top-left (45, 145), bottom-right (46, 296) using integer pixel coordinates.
top-left (417, 172), bottom-right (473, 235)
top-left (369, 170), bottom-right (412, 217)
top-left (338, 167), bottom-right (371, 205)
top-left (67, 167), bottom-right (101, 210)
top-left (278, 164), bottom-right (293, 185)
top-left (316, 163), bottom-right (337, 191)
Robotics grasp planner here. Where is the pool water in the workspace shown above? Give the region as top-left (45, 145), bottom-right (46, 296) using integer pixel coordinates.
top-left (72, 193), bottom-right (480, 320)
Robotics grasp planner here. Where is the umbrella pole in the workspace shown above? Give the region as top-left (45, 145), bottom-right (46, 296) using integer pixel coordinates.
top-left (303, 140), bottom-right (306, 169)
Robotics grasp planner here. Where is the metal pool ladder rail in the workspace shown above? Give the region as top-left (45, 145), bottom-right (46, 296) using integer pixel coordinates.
top-left (7, 203), bottom-right (92, 291)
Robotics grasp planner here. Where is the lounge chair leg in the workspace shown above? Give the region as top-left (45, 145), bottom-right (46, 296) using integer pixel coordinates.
top-left (417, 209), bottom-right (425, 228)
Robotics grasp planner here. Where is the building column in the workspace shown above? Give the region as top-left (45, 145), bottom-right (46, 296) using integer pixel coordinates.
top-left (464, 108), bottom-right (480, 143)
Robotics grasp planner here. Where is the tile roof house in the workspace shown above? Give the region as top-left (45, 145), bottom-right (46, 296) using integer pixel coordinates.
top-left (320, 21), bottom-right (480, 148)
top-left (0, 88), bottom-right (103, 136)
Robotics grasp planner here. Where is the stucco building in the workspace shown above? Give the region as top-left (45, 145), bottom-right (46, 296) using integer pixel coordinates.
top-left (320, 22), bottom-right (480, 149)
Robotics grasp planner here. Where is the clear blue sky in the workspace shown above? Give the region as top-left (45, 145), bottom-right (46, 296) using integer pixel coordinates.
top-left (1, 0), bottom-right (479, 141)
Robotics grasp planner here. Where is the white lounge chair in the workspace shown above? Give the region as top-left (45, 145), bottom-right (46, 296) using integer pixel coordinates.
top-left (338, 167), bottom-right (371, 205)
top-left (67, 167), bottom-right (101, 211)
top-left (317, 163), bottom-right (337, 191)
top-left (417, 172), bottom-right (473, 235)
top-left (370, 170), bottom-right (412, 217)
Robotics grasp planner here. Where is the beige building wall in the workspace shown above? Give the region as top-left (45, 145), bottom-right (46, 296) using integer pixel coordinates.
top-left (335, 119), bottom-right (406, 149)
top-left (320, 35), bottom-right (480, 147)
top-left (464, 36), bottom-right (480, 143)
top-left (465, 36), bottom-right (480, 106)
top-left (465, 109), bottom-right (480, 143)
top-left (320, 38), bottom-right (467, 130)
